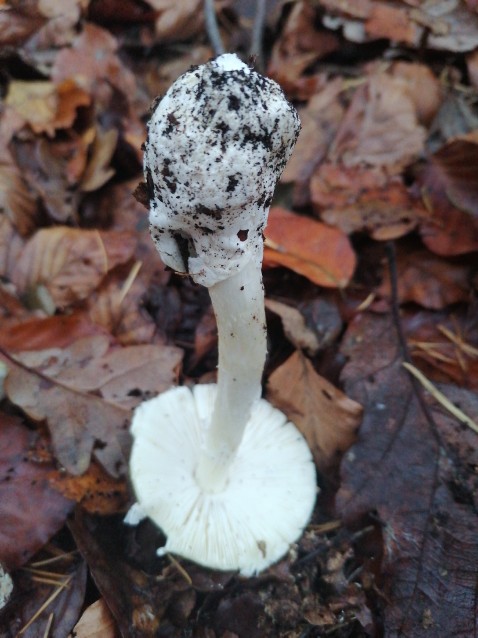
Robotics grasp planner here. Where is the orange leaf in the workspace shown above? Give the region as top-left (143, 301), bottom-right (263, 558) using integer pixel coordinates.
top-left (264, 207), bottom-right (356, 288)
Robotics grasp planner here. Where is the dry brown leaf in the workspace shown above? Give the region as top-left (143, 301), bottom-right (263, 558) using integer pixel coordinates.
top-left (265, 299), bottom-right (320, 355)
top-left (390, 62), bottom-right (442, 126)
top-left (312, 164), bottom-right (425, 240)
top-left (87, 272), bottom-right (156, 346)
top-left (267, 350), bottom-right (362, 471)
top-left (148, 0), bottom-right (205, 42)
top-left (268, 1), bottom-right (339, 100)
top-left (0, 215), bottom-right (25, 281)
top-left (1, 350), bottom-right (131, 476)
top-left (264, 207), bottom-right (356, 288)
top-left (13, 336), bottom-right (182, 409)
top-left (281, 79), bottom-right (345, 203)
top-left (52, 23), bottom-right (136, 99)
top-left (5, 79), bottom-right (91, 137)
top-left (69, 599), bottom-right (118, 638)
top-left (378, 247), bottom-right (471, 310)
top-left (80, 128), bottom-right (118, 192)
top-left (11, 227), bottom-right (136, 308)
top-left (0, 313), bottom-right (112, 353)
top-left (330, 71), bottom-right (426, 172)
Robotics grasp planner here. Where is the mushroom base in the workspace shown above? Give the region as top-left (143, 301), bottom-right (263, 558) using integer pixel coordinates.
top-left (128, 384), bottom-right (317, 576)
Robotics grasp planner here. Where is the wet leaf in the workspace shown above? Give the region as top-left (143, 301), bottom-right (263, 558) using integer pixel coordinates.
top-left (337, 311), bottom-right (478, 637)
top-left (267, 350), bottom-right (362, 471)
top-left (0, 415), bottom-right (74, 571)
top-left (264, 207), bottom-right (356, 288)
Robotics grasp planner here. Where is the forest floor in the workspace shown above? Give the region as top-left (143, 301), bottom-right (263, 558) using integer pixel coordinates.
top-left (1, 1), bottom-right (478, 636)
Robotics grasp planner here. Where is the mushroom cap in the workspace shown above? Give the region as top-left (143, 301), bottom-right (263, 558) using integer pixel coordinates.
top-left (144, 53), bottom-right (301, 287)
top-left (129, 384), bottom-right (317, 576)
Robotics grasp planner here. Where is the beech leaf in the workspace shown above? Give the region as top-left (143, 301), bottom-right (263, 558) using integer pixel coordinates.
top-left (264, 207), bottom-right (356, 288)
top-left (1, 350), bottom-right (131, 476)
top-left (267, 350), bottom-right (362, 471)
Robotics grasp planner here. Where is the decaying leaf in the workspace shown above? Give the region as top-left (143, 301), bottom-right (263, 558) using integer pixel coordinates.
top-left (267, 350), bottom-right (362, 471)
top-left (1, 350), bottom-right (131, 477)
top-left (13, 335), bottom-right (182, 409)
top-left (337, 311), bottom-right (478, 637)
top-left (11, 227), bottom-right (136, 308)
top-left (330, 71), bottom-right (426, 172)
top-left (312, 164), bottom-right (425, 240)
top-left (5, 79), bottom-right (91, 137)
top-left (52, 23), bottom-right (136, 99)
top-left (0, 415), bottom-right (74, 571)
top-left (264, 207), bottom-right (356, 288)
top-left (378, 247), bottom-right (471, 309)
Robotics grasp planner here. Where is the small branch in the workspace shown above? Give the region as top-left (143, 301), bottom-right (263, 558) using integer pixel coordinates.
top-left (204, 0), bottom-right (225, 56)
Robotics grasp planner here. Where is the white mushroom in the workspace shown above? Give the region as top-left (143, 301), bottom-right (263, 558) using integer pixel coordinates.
top-left (128, 53), bottom-right (317, 576)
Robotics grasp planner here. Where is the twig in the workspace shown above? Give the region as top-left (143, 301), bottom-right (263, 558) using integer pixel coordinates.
top-left (402, 362), bottom-right (478, 434)
top-left (204, 0), bottom-right (225, 56)
top-left (250, 0), bottom-right (267, 72)
top-left (17, 576), bottom-right (71, 635)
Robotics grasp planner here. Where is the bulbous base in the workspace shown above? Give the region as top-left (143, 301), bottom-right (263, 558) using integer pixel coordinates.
top-left (128, 384), bottom-right (317, 576)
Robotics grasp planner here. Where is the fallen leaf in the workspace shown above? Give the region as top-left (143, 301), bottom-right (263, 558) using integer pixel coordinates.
top-left (378, 246), bottom-right (471, 310)
top-left (0, 549), bottom-right (86, 637)
top-left (69, 599), bottom-right (118, 638)
top-left (0, 415), bottom-right (74, 571)
top-left (50, 461), bottom-right (129, 515)
top-left (265, 299), bottom-right (320, 355)
top-left (0, 5), bottom-right (46, 47)
top-left (336, 311), bottom-right (478, 636)
top-left (416, 158), bottom-right (478, 256)
top-left (11, 227), bottom-right (136, 308)
top-left (5, 79), bottom-right (91, 137)
top-left (390, 62), bottom-right (442, 126)
top-left (267, 350), bottom-right (362, 471)
top-left (330, 71), bottom-right (426, 172)
top-left (312, 164), bottom-right (425, 240)
top-left (1, 350), bottom-right (131, 476)
top-left (52, 23), bottom-right (136, 99)
top-left (264, 207), bottom-right (356, 288)
top-left (268, 1), bottom-right (339, 100)
top-left (428, 130), bottom-right (478, 218)
top-left (87, 268), bottom-right (157, 346)
top-left (0, 313), bottom-right (112, 353)
top-left (281, 79), bottom-right (345, 208)
top-left (79, 128), bottom-right (118, 192)
top-left (148, 0), bottom-right (205, 42)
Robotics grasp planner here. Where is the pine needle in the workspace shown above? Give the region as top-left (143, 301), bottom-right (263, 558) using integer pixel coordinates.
top-left (403, 362), bottom-right (478, 434)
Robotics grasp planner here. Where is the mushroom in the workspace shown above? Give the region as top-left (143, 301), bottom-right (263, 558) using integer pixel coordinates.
top-left (128, 53), bottom-right (317, 576)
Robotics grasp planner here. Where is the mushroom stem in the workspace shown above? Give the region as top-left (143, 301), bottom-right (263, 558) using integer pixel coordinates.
top-left (195, 255), bottom-right (266, 493)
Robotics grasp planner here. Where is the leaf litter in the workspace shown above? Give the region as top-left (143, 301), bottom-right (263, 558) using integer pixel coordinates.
top-left (0, 0), bottom-right (478, 635)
